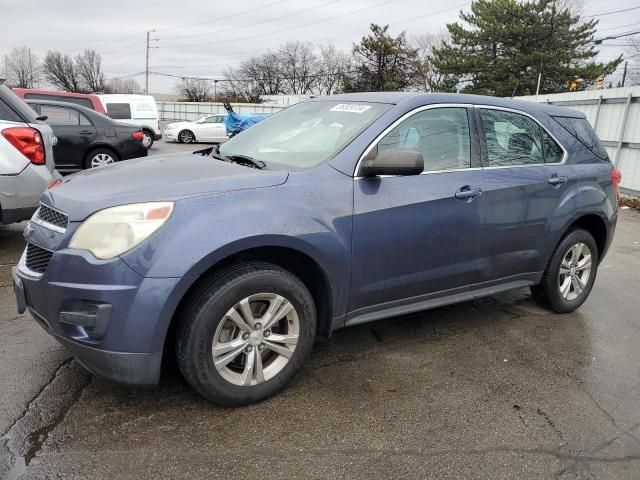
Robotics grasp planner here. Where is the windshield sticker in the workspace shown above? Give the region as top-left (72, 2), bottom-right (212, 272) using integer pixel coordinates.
top-left (330, 104), bottom-right (372, 113)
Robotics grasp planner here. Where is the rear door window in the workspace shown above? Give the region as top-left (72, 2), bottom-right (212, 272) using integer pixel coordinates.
top-left (480, 109), bottom-right (545, 166)
top-left (553, 116), bottom-right (608, 160)
top-left (106, 103), bottom-right (132, 119)
top-left (40, 105), bottom-right (81, 125)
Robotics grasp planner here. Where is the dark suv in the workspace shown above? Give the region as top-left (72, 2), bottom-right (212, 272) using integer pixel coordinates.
top-left (13, 93), bottom-right (619, 406)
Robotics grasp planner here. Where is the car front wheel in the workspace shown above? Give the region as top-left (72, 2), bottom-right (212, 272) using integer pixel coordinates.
top-left (178, 130), bottom-right (195, 143)
top-left (532, 228), bottom-right (599, 313)
top-left (176, 263), bottom-right (316, 406)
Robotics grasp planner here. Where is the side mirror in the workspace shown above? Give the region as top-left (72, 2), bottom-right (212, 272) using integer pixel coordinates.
top-left (360, 149), bottom-right (424, 177)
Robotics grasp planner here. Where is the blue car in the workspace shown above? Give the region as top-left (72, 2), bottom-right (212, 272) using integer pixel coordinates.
top-left (13, 92), bottom-right (619, 405)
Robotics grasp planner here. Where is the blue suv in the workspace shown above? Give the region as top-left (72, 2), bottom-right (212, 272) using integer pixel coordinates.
top-left (13, 93), bottom-right (619, 405)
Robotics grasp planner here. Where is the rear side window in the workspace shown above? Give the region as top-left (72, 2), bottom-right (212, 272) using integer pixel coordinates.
top-left (24, 93), bottom-right (93, 109)
top-left (40, 105), bottom-right (90, 126)
top-left (378, 107), bottom-right (471, 171)
top-left (480, 109), bottom-right (544, 166)
top-left (106, 103), bottom-right (132, 119)
top-left (553, 116), bottom-right (608, 160)
top-left (0, 98), bottom-right (23, 122)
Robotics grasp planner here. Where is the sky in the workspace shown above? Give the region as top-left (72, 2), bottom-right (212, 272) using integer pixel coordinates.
top-left (0, 0), bottom-right (636, 93)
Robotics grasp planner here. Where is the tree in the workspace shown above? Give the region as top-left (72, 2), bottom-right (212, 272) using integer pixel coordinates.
top-left (175, 77), bottom-right (212, 102)
top-left (42, 51), bottom-right (82, 92)
top-left (5, 47), bottom-right (39, 88)
top-left (411, 33), bottom-right (456, 92)
top-left (316, 44), bottom-right (352, 95)
top-left (75, 50), bottom-right (105, 92)
top-left (277, 41), bottom-right (319, 94)
top-left (107, 77), bottom-right (142, 94)
top-left (431, 0), bottom-right (621, 96)
top-left (344, 24), bottom-right (419, 92)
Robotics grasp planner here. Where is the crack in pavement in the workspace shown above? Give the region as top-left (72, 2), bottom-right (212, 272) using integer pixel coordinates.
top-left (1, 358), bottom-right (91, 480)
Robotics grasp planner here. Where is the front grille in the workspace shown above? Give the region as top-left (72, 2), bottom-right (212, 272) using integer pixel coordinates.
top-left (36, 204), bottom-right (68, 230)
top-left (25, 243), bottom-right (53, 274)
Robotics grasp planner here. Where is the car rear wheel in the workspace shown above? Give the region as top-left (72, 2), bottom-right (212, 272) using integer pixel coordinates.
top-left (85, 149), bottom-right (118, 169)
top-left (142, 130), bottom-right (154, 148)
top-left (532, 228), bottom-right (599, 313)
top-left (178, 129), bottom-right (195, 144)
top-left (176, 262), bottom-right (316, 406)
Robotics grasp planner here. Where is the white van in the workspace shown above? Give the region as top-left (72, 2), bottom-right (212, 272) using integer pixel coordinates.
top-left (96, 94), bottom-right (161, 148)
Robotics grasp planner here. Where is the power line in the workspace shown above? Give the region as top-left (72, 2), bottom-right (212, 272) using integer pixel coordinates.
top-left (585, 5), bottom-right (640, 17)
top-left (159, 0), bottom-right (343, 42)
top-left (65, 31), bottom-right (147, 52)
top-left (154, 0), bottom-right (290, 33)
top-left (158, 0), bottom-right (401, 49)
top-left (593, 29), bottom-right (640, 43)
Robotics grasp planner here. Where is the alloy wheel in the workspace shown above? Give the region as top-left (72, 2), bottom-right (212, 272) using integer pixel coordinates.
top-left (179, 131), bottom-right (194, 143)
top-left (90, 153), bottom-right (115, 168)
top-left (558, 242), bottom-right (592, 301)
top-left (142, 132), bottom-right (153, 148)
top-left (211, 293), bottom-right (299, 386)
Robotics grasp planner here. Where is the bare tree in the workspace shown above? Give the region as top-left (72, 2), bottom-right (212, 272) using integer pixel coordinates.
top-left (316, 44), bottom-right (351, 95)
top-left (627, 37), bottom-right (640, 86)
top-left (107, 77), bottom-right (142, 94)
top-left (175, 77), bottom-right (212, 102)
top-left (223, 52), bottom-right (283, 102)
top-left (411, 32), bottom-right (456, 92)
top-left (277, 41), bottom-right (319, 94)
top-left (5, 47), bottom-right (39, 88)
top-left (43, 51), bottom-right (82, 92)
top-left (75, 50), bottom-right (105, 92)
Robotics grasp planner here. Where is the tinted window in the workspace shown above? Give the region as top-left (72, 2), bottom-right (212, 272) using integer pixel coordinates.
top-left (24, 93), bottom-right (93, 109)
top-left (0, 85), bottom-right (38, 122)
top-left (106, 103), bottom-right (132, 119)
top-left (541, 129), bottom-right (564, 163)
top-left (481, 109), bottom-right (544, 166)
top-left (203, 116), bottom-right (219, 123)
top-left (40, 105), bottom-right (82, 125)
top-left (0, 98), bottom-right (23, 122)
top-left (378, 107), bottom-right (471, 171)
top-left (553, 116), bottom-right (608, 160)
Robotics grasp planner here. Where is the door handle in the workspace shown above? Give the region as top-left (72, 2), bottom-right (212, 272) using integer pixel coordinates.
top-left (548, 175), bottom-right (568, 186)
top-left (79, 130), bottom-right (93, 135)
top-left (454, 186), bottom-right (482, 200)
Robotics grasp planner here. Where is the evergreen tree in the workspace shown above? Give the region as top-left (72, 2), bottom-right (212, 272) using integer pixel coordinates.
top-left (344, 24), bottom-right (418, 92)
top-left (431, 0), bottom-right (621, 96)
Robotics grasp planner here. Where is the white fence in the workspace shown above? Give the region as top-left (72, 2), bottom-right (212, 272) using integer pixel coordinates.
top-left (157, 102), bottom-right (286, 122)
top-left (517, 87), bottom-right (640, 197)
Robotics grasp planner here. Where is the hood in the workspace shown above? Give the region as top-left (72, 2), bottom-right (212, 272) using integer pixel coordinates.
top-left (166, 121), bottom-right (194, 128)
top-left (43, 154), bottom-right (288, 221)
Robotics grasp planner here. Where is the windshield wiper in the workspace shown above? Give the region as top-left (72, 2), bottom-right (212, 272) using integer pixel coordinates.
top-left (226, 154), bottom-right (266, 170)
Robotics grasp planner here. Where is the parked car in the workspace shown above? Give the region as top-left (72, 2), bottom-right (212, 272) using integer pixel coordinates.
top-left (164, 114), bottom-right (228, 144)
top-left (26, 99), bottom-right (147, 171)
top-left (14, 90), bottom-right (161, 149)
top-left (12, 88), bottom-right (107, 115)
top-left (13, 92), bottom-right (619, 406)
top-left (96, 94), bottom-right (162, 148)
top-left (0, 81), bottom-right (57, 224)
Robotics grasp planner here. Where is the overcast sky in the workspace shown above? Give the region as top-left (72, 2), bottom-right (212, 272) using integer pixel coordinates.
top-left (0, 0), bottom-right (634, 93)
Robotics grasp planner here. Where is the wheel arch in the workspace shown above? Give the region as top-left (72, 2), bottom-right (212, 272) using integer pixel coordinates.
top-left (561, 213), bottom-right (609, 263)
top-left (162, 244), bottom-right (334, 368)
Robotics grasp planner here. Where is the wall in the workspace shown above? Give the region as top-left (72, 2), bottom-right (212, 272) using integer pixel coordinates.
top-left (157, 102), bottom-right (286, 121)
top-left (516, 86), bottom-right (640, 197)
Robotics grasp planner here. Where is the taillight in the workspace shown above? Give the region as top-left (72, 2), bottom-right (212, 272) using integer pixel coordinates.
top-left (611, 167), bottom-right (622, 197)
top-left (2, 127), bottom-right (46, 165)
top-left (132, 131), bottom-right (144, 142)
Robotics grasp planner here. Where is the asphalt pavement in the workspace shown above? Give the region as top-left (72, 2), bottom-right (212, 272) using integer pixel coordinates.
top-left (1, 141), bottom-right (640, 479)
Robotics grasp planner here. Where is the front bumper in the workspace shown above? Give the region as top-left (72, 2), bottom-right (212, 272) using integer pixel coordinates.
top-left (163, 129), bottom-right (178, 141)
top-left (154, 132), bottom-right (162, 140)
top-left (13, 245), bottom-right (191, 385)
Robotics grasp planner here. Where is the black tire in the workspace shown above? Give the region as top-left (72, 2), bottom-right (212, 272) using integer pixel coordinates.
top-left (176, 262), bottom-right (316, 406)
top-left (142, 130), bottom-right (154, 148)
top-left (532, 228), bottom-right (599, 313)
top-left (84, 148), bottom-right (119, 169)
top-left (178, 129), bottom-right (195, 144)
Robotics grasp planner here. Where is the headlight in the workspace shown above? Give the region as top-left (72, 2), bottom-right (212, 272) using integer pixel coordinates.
top-left (165, 124), bottom-right (176, 130)
top-left (69, 202), bottom-right (174, 259)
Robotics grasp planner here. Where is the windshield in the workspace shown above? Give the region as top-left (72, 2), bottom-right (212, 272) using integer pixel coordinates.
top-left (219, 101), bottom-right (389, 169)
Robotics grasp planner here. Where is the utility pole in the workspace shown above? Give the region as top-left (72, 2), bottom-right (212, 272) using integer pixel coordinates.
top-left (145, 31), bottom-right (150, 94)
top-left (214, 80), bottom-right (218, 101)
top-left (621, 61), bottom-right (628, 88)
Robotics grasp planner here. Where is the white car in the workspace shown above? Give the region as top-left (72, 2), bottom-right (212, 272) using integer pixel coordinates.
top-left (164, 114), bottom-right (228, 144)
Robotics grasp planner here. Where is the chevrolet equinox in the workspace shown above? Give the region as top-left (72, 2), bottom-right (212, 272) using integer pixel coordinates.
top-left (13, 93), bottom-right (619, 406)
